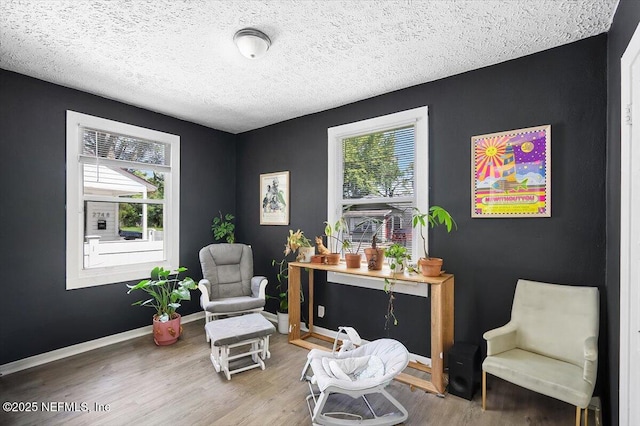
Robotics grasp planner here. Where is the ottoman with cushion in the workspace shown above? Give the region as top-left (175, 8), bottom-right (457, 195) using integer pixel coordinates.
top-left (205, 313), bottom-right (276, 380)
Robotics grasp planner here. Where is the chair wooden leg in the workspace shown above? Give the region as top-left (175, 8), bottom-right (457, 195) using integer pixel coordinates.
top-left (585, 408), bottom-right (588, 426)
top-left (482, 370), bottom-right (487, 411)
top-left (576, 406), bottom-right (581, 426)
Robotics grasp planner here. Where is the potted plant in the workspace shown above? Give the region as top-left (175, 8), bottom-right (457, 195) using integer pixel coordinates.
top-left (270, 258), bottom-right (290, 334)
top-left (126, 266), bottom-right (197, 346)
top-left (384, 243), bottom-right (410, 273)
top-left (285, 229), bottom-right (314, 263)
top-left (342, 216), bottom-right (382, 268)
top-left (412, 206), bottom-right (457, 277)
top-left (270, 229), bottom-right (312, 333)
top-left (211, 211), bottom-right (235, 243)
top-left (323, 218), bottom-right (350, 265)
top-left (382, 243), bottom-right (411, 329)
top-left (365, 235), bottom-right (385, 270)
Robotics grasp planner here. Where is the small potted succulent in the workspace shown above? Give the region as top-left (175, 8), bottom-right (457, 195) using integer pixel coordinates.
top-left (126, 266), bottom-right (197, 346)
top-left (364, 235), bottom-right (385, 270)
top-left (412, 206), bottom-right (457, 276)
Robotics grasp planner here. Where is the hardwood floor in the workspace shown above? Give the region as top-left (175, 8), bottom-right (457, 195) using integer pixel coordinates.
top-left (1, 319), bottom-right (588, 425)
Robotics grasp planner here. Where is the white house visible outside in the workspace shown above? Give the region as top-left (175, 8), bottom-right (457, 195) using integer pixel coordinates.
top-left (83, 164), bottom-right (163, 269)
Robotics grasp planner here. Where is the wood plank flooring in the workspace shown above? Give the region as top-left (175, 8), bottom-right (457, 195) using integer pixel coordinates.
top-left (1, 319), bottom-right (589, 425)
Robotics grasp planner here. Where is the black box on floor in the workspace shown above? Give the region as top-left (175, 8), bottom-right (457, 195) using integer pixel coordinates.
top-left (448, 342), bottom-right (480, 400)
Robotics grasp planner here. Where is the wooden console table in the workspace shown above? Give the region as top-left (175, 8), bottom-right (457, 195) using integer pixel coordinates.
top-left (287, 261), bottom-right (454, 395)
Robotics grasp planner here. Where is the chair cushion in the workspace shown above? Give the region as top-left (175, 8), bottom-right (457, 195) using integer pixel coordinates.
top-left (205, 313), bottom-right (275, 347)
top-left (511, 279), bottom-right (599, 367)
top-left (199, 244), bottom-right (254, 299)
top-left (483, 348), bottom-right (595, 408)
top-left (203, 296), bottom-right (265, 314)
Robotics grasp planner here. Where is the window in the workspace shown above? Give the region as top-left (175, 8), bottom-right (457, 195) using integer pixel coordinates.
top-left (66, 111), bottom-right (180, 289)
top-left (327, 107), bottom-right (428, 290)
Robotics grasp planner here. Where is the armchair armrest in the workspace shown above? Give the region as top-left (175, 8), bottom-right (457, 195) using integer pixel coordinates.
top-left (583, 335), bottom-right (598, 385)
top-left (198, 279), bottom-right (211, 310)
top-left (251, 276), bottom-right (268, 299)
top-left (483, 322), bottom-right (518, 356)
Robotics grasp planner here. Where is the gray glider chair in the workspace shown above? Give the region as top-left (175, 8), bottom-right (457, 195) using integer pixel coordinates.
top-left (482, 279), bottom-right (599, 426)
top-left (198, 243), bottom-right (268, 340)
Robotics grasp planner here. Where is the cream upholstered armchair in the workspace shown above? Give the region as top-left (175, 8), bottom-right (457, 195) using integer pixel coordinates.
top-left (482, 279), bottom-right (599, 426)
top-left (198, 244), bottom-right (268, 340)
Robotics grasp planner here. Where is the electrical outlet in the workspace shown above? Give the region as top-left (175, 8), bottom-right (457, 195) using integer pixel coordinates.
top-left (318, 305), bottom-right (325, 318)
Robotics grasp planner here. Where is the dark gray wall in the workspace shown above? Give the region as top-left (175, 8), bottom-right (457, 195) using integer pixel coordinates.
top-left (236, 33), bottom-right (608, 386)
top-left (0, 69), bottom-right (236, 365)
top-left (0, 19), bottom-right (627, 425)
top-left (606, 2), bottom-right (640, 425)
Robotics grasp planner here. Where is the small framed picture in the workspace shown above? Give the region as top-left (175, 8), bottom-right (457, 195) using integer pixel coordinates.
top-left (472, 125), bottom-right (551, 218)
top-left (260, 171), bottom-right (289, 225)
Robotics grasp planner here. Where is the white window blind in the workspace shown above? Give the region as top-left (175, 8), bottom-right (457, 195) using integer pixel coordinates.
top-left (79, 127), bottom-right (170, 171)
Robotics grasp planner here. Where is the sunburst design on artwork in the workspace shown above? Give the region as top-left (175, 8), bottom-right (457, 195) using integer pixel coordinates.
top-left (474, 136), bottom-right (509, 181)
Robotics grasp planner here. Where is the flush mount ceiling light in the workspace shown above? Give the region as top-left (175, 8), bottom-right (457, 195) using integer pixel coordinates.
top-left (233, 28), bottom-right (271, 59)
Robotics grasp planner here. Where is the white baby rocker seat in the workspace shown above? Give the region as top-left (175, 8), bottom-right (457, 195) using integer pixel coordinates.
top-left (301, 327), bottom-right (410, 426)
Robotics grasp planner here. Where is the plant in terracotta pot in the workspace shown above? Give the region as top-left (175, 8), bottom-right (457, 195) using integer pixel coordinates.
top-left (322, 218), bottom-right (350, 265)
top-left (126, 266), bottom-right (197, 346)
top-left (343, 216), bottom-right (383, 269)
top-left (382, 243), bottom-right (411, 329)
top-left (349, 217), bottom-right (385, 270)
top-left (365, 235), bottom-right (385, 270)
top-left (211, 211), bottom-right (235, 243)
top-left (412, 206), bottom-right (457, 277)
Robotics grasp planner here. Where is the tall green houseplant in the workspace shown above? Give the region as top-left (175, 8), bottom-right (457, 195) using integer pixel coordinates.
top-left (412, 205), bottom-right (457, 277)
top-left (412, 206), bottom-right (457, 260)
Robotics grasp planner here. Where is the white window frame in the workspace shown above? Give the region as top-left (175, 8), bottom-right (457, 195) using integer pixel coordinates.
top-left (66, 111), bottom-right (180, 289)
top-left (327, 106), bottom-right (429, 293)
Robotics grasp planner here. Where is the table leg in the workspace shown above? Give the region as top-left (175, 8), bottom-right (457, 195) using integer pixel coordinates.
top-left (288, 264), bottom-right (301, 341)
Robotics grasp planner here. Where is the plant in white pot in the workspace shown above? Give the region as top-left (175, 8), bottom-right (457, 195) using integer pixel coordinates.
top-left (270, 229), bottom-right (312, 333)
top-left (126, 266), bottom-right (197, 346)
top-left (270, 258), bottom-right (290, 334)
top-left (412, 206), bottom-right (457, 277)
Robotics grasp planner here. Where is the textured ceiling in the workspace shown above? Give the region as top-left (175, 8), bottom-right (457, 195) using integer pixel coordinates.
top-left (0, 0), bottom-right (618, 134)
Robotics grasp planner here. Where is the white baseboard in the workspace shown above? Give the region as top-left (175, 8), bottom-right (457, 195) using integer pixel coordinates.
top-left (0, 312), bottom-right (205, 376)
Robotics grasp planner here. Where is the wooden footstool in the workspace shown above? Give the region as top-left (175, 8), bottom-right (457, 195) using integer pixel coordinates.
top-left (205, 313), bottom-right (275, 380)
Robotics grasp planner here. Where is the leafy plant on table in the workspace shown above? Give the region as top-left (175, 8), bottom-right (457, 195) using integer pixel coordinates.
top-left (411, 206), bottom-right (457, 260)
top-left (382, 243), bottom-right (411, 329)
top-left (323, 218), bottom-right (351, 254)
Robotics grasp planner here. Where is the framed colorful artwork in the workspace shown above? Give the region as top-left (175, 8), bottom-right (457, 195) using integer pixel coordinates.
top-left (472, 125), bottom-right (551, 218)
top-left (260, 171), bottom-right (289, 225)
